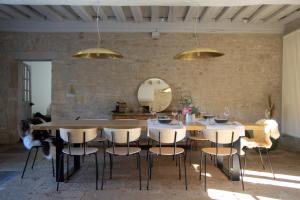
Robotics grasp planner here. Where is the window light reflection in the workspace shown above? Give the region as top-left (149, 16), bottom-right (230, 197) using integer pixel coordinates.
top-left (192, 164), bottom-right (212, 177)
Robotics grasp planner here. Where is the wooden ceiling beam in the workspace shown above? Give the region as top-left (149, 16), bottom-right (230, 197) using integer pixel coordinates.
top-left (184, 6), bottom-right (201, 22)
top-left (0, 5), bottom-right (28, 19)
top-left (130, 6), bottom-right (143, 22)
top-left (267, 5), bottom-right (300, 22)
top-left (168, 6), bottom-right (176, 22)
top-left (111, 6), bottom-right (126, 22)
top-left (0, 10), bottom-right (13, 19)
top-left (249, 5), bottom-right (283, 23)
top-left (279, 7), bottom-right (300, 24)
top-left (70, 6), bottom-right (93, 22)
top-left (92, 6), bottom-right (107, 20)
top-left (151, 6), bottom-right (159, 22)
top-left (215, 7), bottom-right (229, 22)
top-left (51, 5), bottom-right (77, 20)
top-left (231, 5), bottom-right (261, 22)
top-left (1, 0), bottom-right (300, 6)
top-left (31, 5), bottom-right (64, 21)
top-left (13, 5), bottom-right (44, 20)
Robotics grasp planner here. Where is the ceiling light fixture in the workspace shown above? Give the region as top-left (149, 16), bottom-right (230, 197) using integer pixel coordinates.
top-left (73, 5), bottom-right (123, 59)
top-left (174, 18), bottom-right (224, 60)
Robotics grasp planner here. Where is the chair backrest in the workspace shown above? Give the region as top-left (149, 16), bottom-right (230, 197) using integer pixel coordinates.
top-left (103, 128), bottom-right (141, 144)
top-left (59, 128), bottom-right (98, 144)
top-left (203, 128), bottom-right (240, 144)
top-left (149, 128), bottom-right (186, 144)
top-left (253, 119), bottom-right (280, 149)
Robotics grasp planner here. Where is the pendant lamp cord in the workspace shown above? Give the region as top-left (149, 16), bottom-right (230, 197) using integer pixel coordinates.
top-left (96, 6), bottom-right (102, 47)
top-left (194, 17), bottom-right (199, 46)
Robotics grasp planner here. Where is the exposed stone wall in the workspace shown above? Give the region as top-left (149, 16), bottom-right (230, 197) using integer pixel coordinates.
top-left (0, 32), bottom-right (282, 124)
top-left (0, 56), bottom-right (19, 144)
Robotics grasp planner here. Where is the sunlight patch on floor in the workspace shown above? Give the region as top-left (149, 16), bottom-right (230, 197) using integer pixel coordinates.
top-left (207, 189), bottom-right (281, 200)
top-left (244, 170), bottom-right (300, 182)
top-left (207, 189), bottom-right (255, 200)
top-left (243, 176), bottom-right (300, 189)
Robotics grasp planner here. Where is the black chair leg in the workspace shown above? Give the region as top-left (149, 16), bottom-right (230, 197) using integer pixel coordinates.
top-left (258, 147), bottom-right (265, 170)
top-left (138, 153), bottom-right (141, 190)
top-left (56, 154), bottom-right (63, 191)
top-left (184, 152), bottom-right (187, 190)
top-left (178, 154), bottom-right (182, 180)
top-left (237, 154), bottom-right (245, 190)
top-left (189, 140), bottom-right (192, 165)
top-left (136, 153), bottom-right (139, 170)
top-left (101, 152), bottom-right (106, 190)
top-left (146, 139), bottom-right (150, 161)
top-left (266, 149), bottom-right (275, 179)
top-left (109, 154), bottom-right (113, 179)
top-left (243, 149), bottom-right (247, 177)
top-left (66, 155), bottom-right (69, 180)
top-left (31, 147), bottom-right (39, 169)
top-left (21, 148), bottom-right (33, 178)
top-left (95, 152), bottom-right (99, 190)
top-left (150, 155), bottom-right (153, 180)
top-left (204, 154), bottom-right (207, 192)
top-left (199, 151), bottom-right (202, 180)
top-left (147, 153), bottom-right (151, 190)
top-left (52, 158), bottom-right (55, 177)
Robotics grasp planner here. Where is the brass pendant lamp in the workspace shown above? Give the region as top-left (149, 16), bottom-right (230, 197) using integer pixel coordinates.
top-left (174, 18), bottom-right (224, 60)
top-left (73, 6), bottom-right (123, 59)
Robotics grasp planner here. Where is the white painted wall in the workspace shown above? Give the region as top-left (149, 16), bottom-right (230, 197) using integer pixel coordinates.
top-left (24, 61), bottom-right (52, 115)
top-left (282, 29), bottom-right (300, 138)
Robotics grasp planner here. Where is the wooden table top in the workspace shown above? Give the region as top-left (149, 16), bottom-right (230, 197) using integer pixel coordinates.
top-left (32, 119), bottom-right (264, 131)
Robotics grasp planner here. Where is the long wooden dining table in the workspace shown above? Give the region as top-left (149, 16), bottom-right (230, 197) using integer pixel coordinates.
top-left (32, 119), bottom-right (264, 182)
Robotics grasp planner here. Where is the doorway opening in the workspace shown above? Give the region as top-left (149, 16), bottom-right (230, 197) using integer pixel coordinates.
top-left (20, 61), bottom-right (52, 120)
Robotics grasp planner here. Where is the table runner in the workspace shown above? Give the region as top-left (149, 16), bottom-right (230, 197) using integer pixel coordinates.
top-left (147, 119), bottom-right (186, 136)
top-left (197, 119), bottom-right (245, 136)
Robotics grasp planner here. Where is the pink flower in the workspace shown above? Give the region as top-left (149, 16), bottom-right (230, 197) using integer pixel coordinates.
top-left (182, 107), bottom-right (192, 115)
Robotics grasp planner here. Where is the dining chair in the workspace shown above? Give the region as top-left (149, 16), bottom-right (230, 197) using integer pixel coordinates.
top-left (147, 127), bottom-right (188, 190)
top-left (101, 128), bottom-right (142, 190)
top-left (78, 119), bottom-right (108, 144)
top-left (200, 128), bottom-right (244, 192)
top-left (241, 119), bottom-right (280, 180)
top-left (56, 128), bottom-right (99, 191)
top-left (186, 130), bottom-right (209, 165)
top-left (19, 120), bottom-right (55, 179)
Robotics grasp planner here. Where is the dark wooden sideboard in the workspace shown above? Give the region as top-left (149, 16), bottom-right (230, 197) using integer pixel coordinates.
top-left (112, 112), bottom-right (156, 120)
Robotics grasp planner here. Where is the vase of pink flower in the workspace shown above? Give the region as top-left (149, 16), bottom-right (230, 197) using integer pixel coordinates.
top-left (180, 96), bottom-right (199, 123)
top-left (182, 107), bottom-right (192, 123)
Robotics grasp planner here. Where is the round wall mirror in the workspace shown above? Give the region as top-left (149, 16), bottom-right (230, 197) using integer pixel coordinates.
top-left (137, 78), bottom-right (172, 112)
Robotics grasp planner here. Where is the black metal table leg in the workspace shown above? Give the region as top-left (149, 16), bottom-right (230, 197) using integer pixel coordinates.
top-left (56, 130), bottom-right (64, 182)
top-left (56, 130), bottom-right (81, 182)
top-left (73, 144), bottom-right (81, 170)
top-left (216, 138), bottom-right (241, 181)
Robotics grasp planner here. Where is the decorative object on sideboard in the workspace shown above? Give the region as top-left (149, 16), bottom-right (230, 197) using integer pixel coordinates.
top-left (180, 95), bottom-right (199, 123)
top-left (73, 6), bottom-right (123, 59)
top-left (113, 102), bottom-right (128, 113)
top-left (265, 94), bottom-right (275, 119)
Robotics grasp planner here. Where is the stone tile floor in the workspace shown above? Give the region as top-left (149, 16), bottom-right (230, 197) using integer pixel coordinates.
top-left (0, 143), bottom-right (299, 200)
